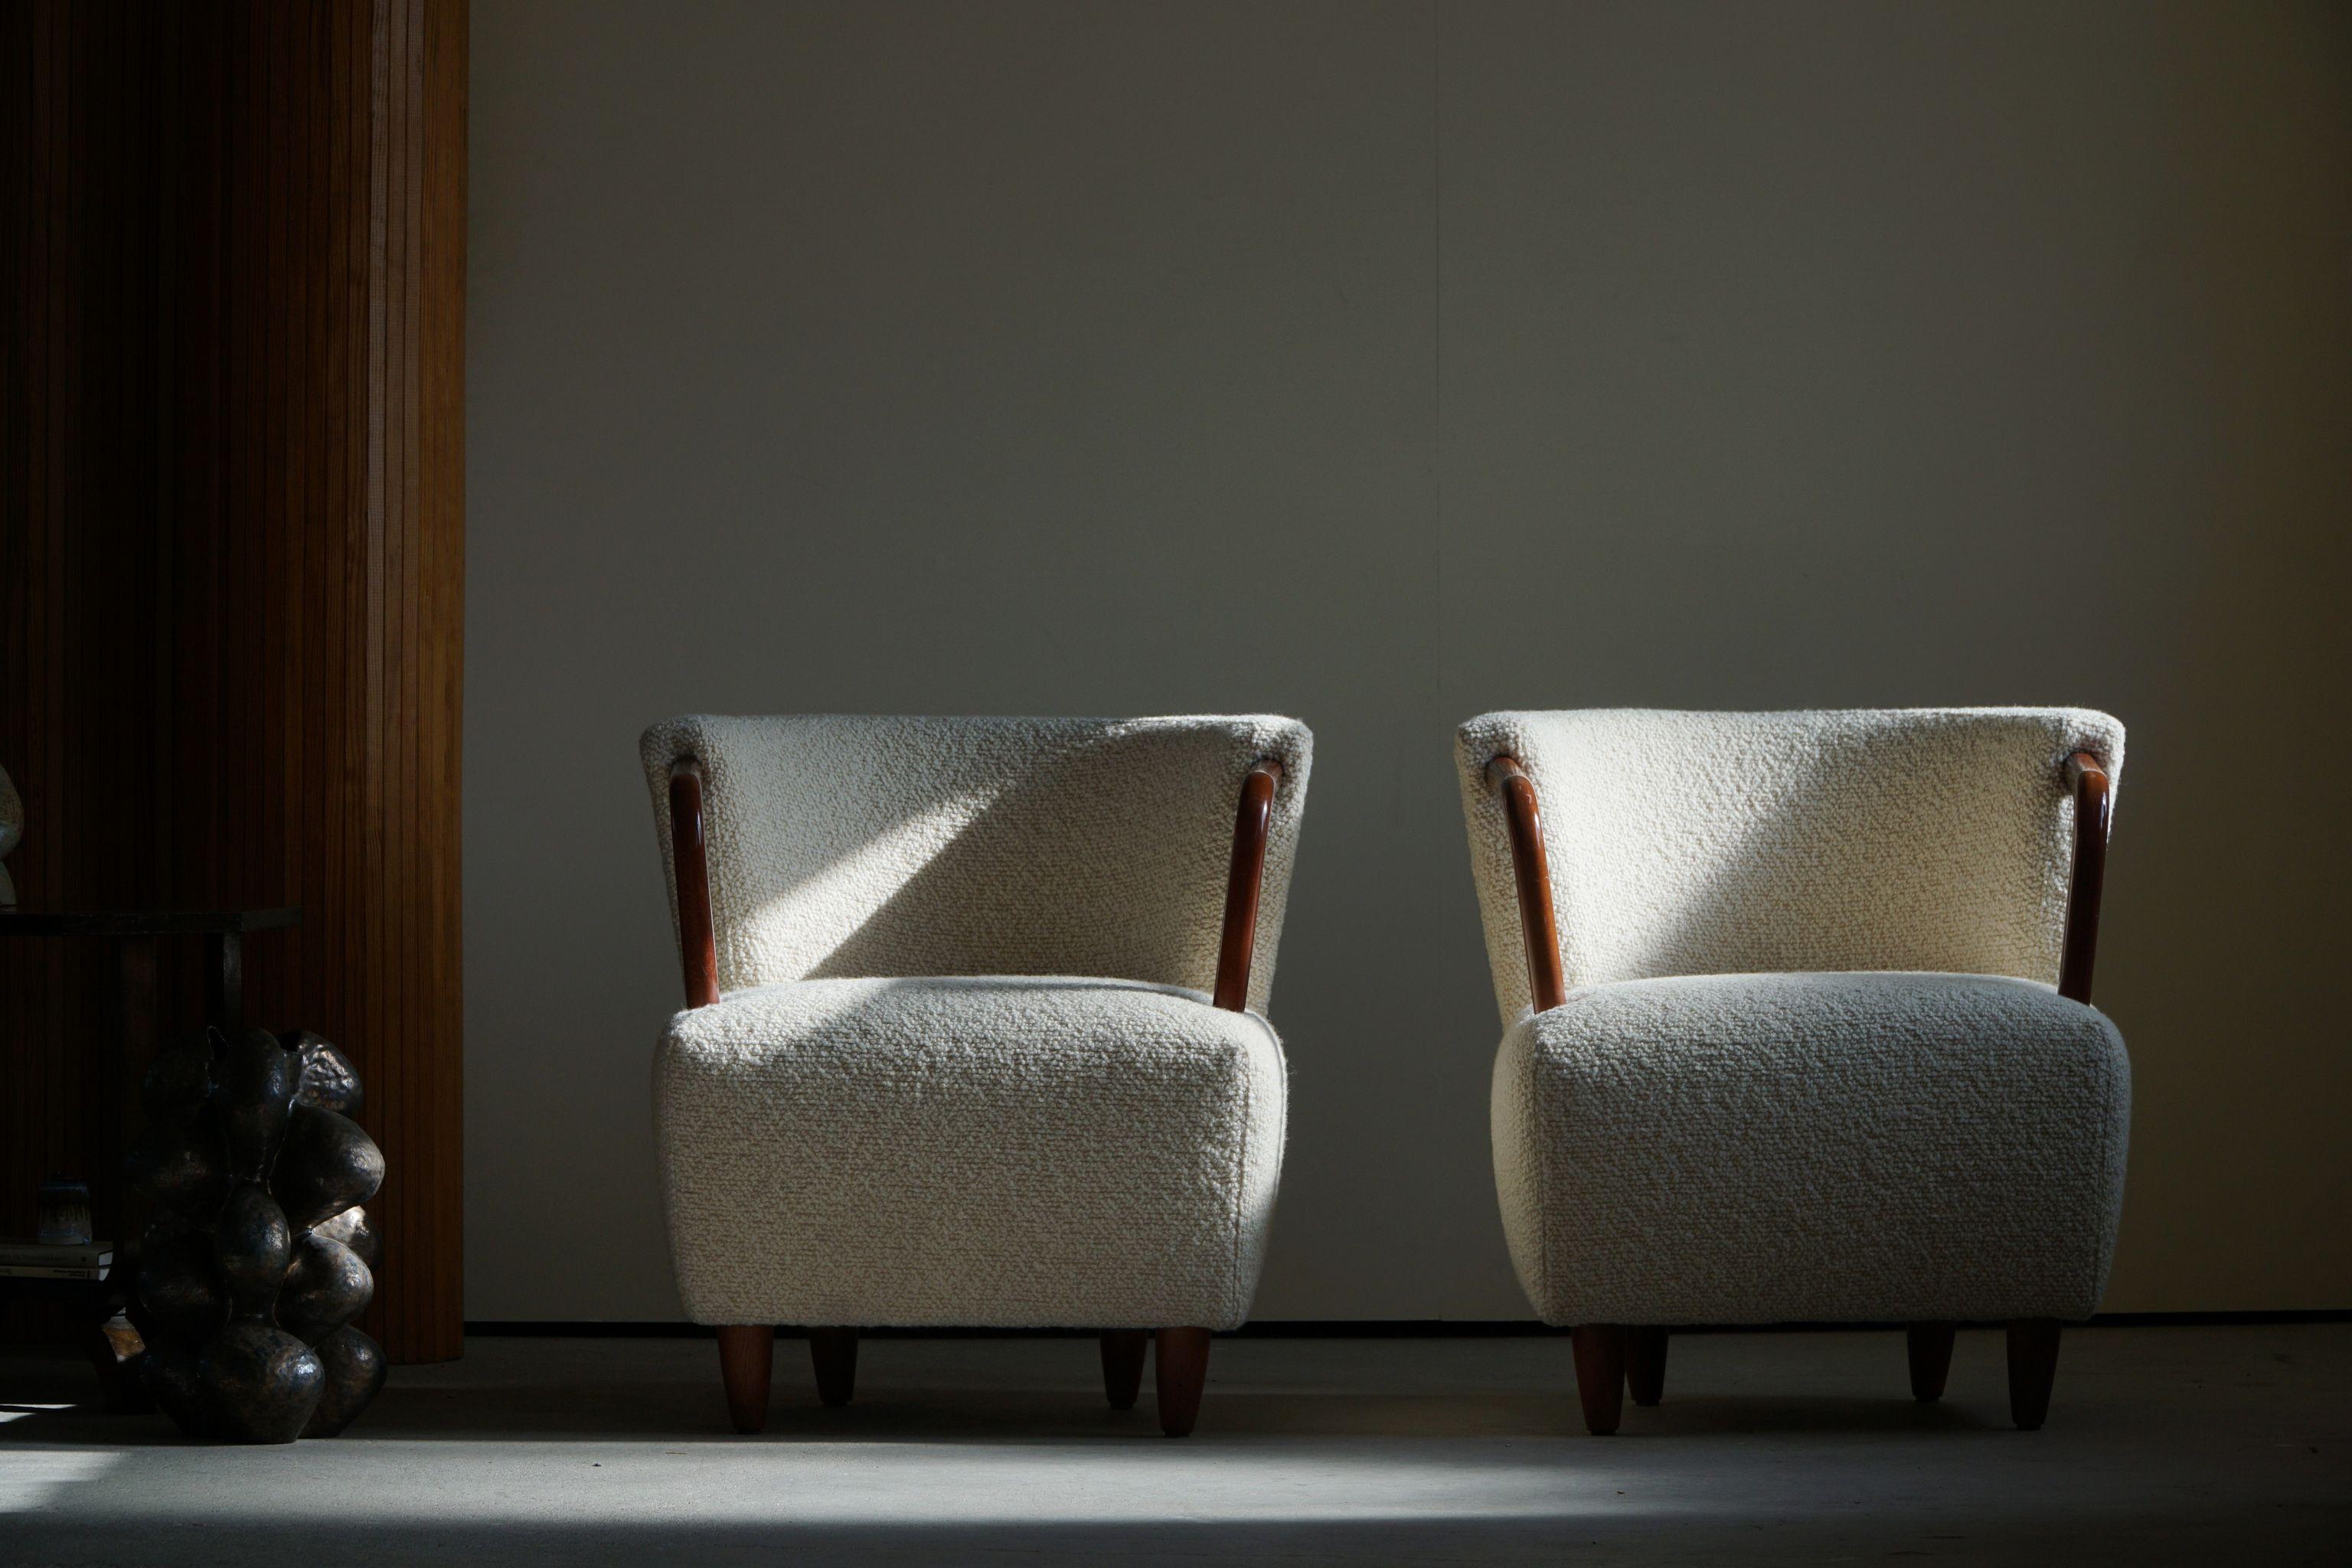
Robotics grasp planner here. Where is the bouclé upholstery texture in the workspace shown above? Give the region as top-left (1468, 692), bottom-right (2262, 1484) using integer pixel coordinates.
top-left (640, 715), bottom-right (1311, 1329)
top-left (1491, 971), bottom-right (2130, 1325)
top-left (1455, 707), bottom-right (2125, 1025)
top-left (657, 977), bottom-right (1285, 1328)
top-left (644, 714), bottom-right (1311, 1014)
top-left (1456, 708), bottom-right (2131, 1328)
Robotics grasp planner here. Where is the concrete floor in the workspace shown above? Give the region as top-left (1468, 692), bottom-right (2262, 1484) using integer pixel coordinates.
top-left (2, 1325), bottom-right (2345, 1565)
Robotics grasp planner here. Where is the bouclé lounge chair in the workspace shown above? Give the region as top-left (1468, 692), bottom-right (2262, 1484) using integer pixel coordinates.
top-left (1455, 708), bottom-right (2128, 1434)
top-left (643, 714), bottom-right (1310, 1435)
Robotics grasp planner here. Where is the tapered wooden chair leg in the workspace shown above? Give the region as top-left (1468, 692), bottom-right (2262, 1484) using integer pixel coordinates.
top-left (1907, 1321), bottom-right (1958, 1402)
top-left (1625, 1328), bottom-right (1669, 1407)
top-left (1155, 1328), bottom-right (1213, 1437)
top-left (810, 1327), bottom-right (859, 1408)
top-left (2006, 1319), bottom-right (2062, 1430)
top-left (1100, 1330), bottom-right (1148, 1411)
top-left (716, 1325), bottom-right (773, 1433)
top-left (1572, 1324), bottom-right (1626, 1435)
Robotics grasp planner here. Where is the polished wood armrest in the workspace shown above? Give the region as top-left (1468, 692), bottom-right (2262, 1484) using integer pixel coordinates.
top-left (1211, 760), bottom-right (1285, 1012)
top-left (2057, 750), bottom-right (2112, 1004)
top-left (1485, 755), bottom-right (1567, 1014)
top-left (668, 758), bottom-right (721, 1009)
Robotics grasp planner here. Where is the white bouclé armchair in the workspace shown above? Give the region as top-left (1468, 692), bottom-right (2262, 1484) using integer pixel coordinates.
top-left (642, 714), bottom-right (1311, 1435)
top-left (1455, 708), bottom-right (2128, 1434)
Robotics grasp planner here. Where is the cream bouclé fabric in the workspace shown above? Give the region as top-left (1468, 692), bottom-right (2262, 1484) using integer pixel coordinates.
top-left (658, 977), bottom-right (1285, 1328)
top-left (643, 714), bottom-right (1311, 1014)
top-left (1455, 707), bottom-right (2124, 1026)
top-left (1491, 971), bottom-right (2130, 1325)
top-left (639, 715), bottom-right (1311, 1329)
top-left (1457, 708), bottom-right (2131, 1327)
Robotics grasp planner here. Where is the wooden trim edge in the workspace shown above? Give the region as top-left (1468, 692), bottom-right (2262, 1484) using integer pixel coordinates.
top-left (1211, 760), bottom-right (1284, 1011)
top-left (2058, 750), bottom-right (2111, 1004)
top-left (668, 758), bottom-right (720, 1009)
top-left (1486, 755), bottom-right (1566, 1014)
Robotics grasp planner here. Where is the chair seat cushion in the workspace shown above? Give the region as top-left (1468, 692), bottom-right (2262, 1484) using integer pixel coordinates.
top-left (1492, 972), bottom-right (2130, 1326)
top-left (655, 975), bottom-right (1286, 1328)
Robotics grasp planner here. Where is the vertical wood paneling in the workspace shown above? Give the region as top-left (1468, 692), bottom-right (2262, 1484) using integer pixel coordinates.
top-left (2, 0), bottom-right (465, 1364)
top-left (2, 2), bottom-right (169, 1351)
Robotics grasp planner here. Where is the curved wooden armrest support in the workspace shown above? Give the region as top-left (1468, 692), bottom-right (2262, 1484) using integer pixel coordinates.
top-left (1486, 755), bottom-right (1566, 1014)
top-left (2058, 750), bottom-right (2112, 1005)
top-left (669, 758), bottom-right (721, 1009)
top-left (1211, 760), bottom-right (1285, 1012)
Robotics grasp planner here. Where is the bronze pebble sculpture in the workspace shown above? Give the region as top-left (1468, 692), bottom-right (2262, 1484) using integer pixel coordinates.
top-left (127, 1027), bottom-right (387, 1442)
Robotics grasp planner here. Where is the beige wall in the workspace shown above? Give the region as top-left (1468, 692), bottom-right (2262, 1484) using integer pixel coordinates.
top-left (466, 1), bottom-right (2351, 1319)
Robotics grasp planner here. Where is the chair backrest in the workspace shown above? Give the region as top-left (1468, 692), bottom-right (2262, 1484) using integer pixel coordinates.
top-left (1455, 707), bottom-right (2124, 1026)
top-left (643, 714), bottom-right (1312, 1011)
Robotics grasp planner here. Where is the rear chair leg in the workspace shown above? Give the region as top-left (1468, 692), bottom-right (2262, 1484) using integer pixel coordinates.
top-left (1625, 1327), bottom-right (1669, 1407)
top-left (2006, 1320), bottom-right (2062, 1431)
top-left (1100, 1330), bottom-right (1148, 1411)
top-left (1907, 1321), bottom-right (1957, 1402)
top-left (810, 1327), bottom-right (859, 1407)
top-left (1572, 1324), bottom-right (1626, 1435)
top-left (716, 1325), bottom-right (773, 1433)
top-left (1155, 1328), bottom-right (1213, 1437)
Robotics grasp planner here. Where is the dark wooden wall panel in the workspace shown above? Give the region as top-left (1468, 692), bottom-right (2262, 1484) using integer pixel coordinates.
top-left (2, 0), bottom-right (465, 1364)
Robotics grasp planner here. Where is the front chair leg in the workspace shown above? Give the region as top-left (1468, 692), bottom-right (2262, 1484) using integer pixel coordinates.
top-left (810, 1327), bottom-right (860, 1407)
top-left (716, 1325), bottom-right (774, 1433)
top-left (1907, 1321), bottom-right (1958, 1402)
top-left (1100, 1330), bottom-right (1148, 1411)
top-left (1572, 1324), bottom-right (1626, 1435)
top-left (2006, 1320), bottom-right (2062, 1430)
top-left (1155, 1328), bottom-right (1213, 1437)
top-left (1625, 1328), bottom-right (1669, 1407)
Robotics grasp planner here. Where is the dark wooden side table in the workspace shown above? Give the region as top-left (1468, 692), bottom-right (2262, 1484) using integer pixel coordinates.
top-left (0, 906), bottom-right (300, 1408)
